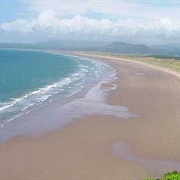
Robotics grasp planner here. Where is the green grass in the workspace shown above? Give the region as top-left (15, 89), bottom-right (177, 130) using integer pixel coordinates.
top-left (91, 52), bottom-right (180, 73)
top-left (123, 56), bottom-right (180, 73)
top-left (114, 54), bottom-right (180, 73)
top-left (145, 171), bottom-right (180, 180)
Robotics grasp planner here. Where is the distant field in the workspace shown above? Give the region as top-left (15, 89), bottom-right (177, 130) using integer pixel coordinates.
top-left (93, 52), bottom-right (180, 73)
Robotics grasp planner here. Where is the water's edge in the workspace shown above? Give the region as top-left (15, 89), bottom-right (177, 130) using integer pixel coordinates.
top-left (0, 50), bottom-right (133, 143)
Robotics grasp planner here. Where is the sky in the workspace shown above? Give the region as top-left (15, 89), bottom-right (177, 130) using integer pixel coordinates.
top-left (1, 0), bottom-right (180, 44)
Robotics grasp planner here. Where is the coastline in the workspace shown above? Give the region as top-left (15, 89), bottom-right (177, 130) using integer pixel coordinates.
top-left (0, 50), bottom-right (120, 143)
top-left (70, 51), bottom-right (180, 79)
top-left (0, 52), bottom-right (180, 179)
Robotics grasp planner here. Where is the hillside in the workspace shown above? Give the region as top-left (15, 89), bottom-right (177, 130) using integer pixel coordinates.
top-left (1, 41), bottom-right (180, 57)
top-left (100, 42), bottom-right (171, 55)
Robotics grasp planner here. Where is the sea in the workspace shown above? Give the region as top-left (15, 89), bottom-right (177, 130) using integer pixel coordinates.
top-left (0, 49), bottom-right (131, 142)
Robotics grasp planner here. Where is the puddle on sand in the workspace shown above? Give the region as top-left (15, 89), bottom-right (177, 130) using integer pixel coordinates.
top-left (111, 141), bottom-right (180, 177)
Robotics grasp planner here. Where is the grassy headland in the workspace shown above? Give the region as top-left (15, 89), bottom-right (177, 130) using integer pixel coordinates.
top-left (83, 52), bottom-right (180, 73)
top-left (116, 54), bottom-right (180, 73)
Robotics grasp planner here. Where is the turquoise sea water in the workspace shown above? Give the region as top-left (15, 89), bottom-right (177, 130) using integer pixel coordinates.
top-left (0, 50), bottom-right (78, 102)
top-left (0, 49), bottom-right (116, 128)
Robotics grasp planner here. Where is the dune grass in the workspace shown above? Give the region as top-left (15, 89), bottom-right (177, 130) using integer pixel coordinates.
top-left (116, 54), bottom-right (180, 73)
top-left (90, 52), bottom-right (180, 73)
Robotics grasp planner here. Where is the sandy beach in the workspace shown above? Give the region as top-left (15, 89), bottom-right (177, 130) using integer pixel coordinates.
top-left (0, 53), bottom-right (180, 179)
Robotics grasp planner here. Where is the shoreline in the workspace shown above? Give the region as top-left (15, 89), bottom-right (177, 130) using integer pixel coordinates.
top-left (0, 52), bottom-right (180, 179)
top-left (0, 51), bottom-right (119, 143)
top-left (69, 51), bottom-right (180, 79)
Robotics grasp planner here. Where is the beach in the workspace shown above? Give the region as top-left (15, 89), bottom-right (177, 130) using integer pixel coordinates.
top-left (0, 52), bottom-right (180, 179)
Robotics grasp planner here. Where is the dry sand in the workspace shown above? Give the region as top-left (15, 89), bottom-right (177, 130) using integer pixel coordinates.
top-left (0, 53), bottom-right (180, 179)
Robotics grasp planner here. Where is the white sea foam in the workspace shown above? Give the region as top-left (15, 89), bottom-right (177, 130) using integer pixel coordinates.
top-left (0, 55), bottom-right (137, 143)
top-left (0, 54), bottom-right (130, 138)
top-left (0, 77), bottom-right (71, 112)
top-left (0, 55), bottom-right (109, 127)
top-left (0, 66), bottom-right (90, 128)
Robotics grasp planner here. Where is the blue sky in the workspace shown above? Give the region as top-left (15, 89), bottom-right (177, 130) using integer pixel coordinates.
top-left (1, 0), bottom-right (180, 43)
top-left (1, 0), bottom-right (180, 22)
top-left (0, 0), bottom-right (25, 23)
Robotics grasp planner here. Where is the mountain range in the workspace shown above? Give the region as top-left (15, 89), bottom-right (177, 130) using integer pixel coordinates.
top-left (0, 41), bottom-right (180, 57)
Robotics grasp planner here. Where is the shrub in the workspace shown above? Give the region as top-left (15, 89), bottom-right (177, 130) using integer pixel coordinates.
top-left (161, 171), bottom-right (180, 180)
top-left (145, 171), bottom-right (180, 180)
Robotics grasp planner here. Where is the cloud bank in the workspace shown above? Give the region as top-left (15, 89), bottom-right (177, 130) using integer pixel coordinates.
top-left (1, 9), bottom-right (180, 43)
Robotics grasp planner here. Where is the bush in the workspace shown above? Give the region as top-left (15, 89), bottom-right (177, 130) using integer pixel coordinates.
top-left (161, 171), bottom-right (180, 180)
top-left (145, 171), bottom-right (180, 180)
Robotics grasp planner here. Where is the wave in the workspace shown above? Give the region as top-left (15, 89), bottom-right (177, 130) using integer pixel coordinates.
top-left (0, 66), bottom-right (87, 124)
top-left (0, 54), bottom-right (117, 131)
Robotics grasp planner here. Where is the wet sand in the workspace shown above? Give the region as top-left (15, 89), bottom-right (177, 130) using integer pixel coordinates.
top-left (0, 53), bottom-right (180, 179)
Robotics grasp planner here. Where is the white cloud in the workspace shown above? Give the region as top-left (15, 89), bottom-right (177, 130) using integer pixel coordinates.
top-left (1, 1), bottom-right (180, 43)
top-left (1, 10), bottom-right (180, 43)
top-left (24, 0), bottom-right (180, 20)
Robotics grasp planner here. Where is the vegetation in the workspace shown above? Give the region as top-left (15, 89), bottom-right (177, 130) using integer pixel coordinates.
top-left (118, 54), bottom-right (180, 73)
top-left (100, 42), bottom-right (153, 54)
top-left (92, 52), bottom-right (180, 73)
top-left (145, 171), bottom-right (180, 180)
top-left (100, 42), bottom-right (180, 56)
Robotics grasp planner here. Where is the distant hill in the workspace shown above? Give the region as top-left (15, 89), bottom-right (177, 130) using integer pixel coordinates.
top-left (0, 43), bottom-right (36, 49)
top-left (0, 41), bottom-right (180, 57)
top-left (100, 42), bottom-right (170, 55)
top-left (100, 42), bottom-right (151, 54)
top-left (152, 44), bottom-right (180, 57)
top-left (0, 41), bottom-right (109, 51)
